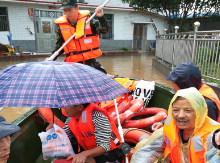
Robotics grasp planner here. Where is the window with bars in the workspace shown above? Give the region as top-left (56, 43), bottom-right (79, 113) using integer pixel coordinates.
top-left (0, 7), bottom-right (9, 31)
top-left (91, 13), bottom-right (113, 39)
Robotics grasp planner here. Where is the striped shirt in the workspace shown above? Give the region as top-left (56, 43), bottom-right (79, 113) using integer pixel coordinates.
top-left (63, 110), bottom-right (117, 152)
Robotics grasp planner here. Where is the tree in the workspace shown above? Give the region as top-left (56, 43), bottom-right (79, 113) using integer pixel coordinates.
top-left (122, 0), bottom-right (220, 32)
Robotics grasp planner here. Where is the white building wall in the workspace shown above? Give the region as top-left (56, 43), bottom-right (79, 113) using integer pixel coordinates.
top-left (103, 10), bottom-right (168, 40)
top-left (1, 0), bottom-right (167, 41)
top-left (0, 0), bottom-right (168, 51)
top-left (0, 1), bottom-right (50, 41)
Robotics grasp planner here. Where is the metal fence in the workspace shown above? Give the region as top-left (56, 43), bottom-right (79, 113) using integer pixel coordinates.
top-left (155, 22), bottom-right (220, 82)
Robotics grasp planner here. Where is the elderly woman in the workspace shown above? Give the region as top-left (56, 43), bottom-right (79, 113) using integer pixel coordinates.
top-left (131, 87), bottom-right (220, 163)
top-left (0, 116), bottom-right (20, 163)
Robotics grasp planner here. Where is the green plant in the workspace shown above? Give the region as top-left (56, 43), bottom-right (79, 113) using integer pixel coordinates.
top-left (121, 48), bottom-right (131, 51)
top-left (203, 77), bottom-right (220, 85)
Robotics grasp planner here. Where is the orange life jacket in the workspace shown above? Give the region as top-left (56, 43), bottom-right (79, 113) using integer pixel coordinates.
top-left (114, 78), bottom-right (138, 92)
top-left (54, 10), bottom-right (102, 62)
top-left (99, 78), bottom-right (137, 112)
top-left (38, 107), bottom-right (65, 128)
top-left (163, 116), bottom-right (220, 163)
top-left (61, 108), bottom-right (68, 117)
top-left (67, 103), bottom-right (122, 151)
top-left (199, 83), bottom-right (220, 122)
top-left (100, 93), bottom-right (133, 110)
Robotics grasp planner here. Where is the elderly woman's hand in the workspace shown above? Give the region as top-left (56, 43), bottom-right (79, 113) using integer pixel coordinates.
top-left (152, 122), bottom-right (163, 131)
top-left (215, 131), bottom-right (220, 146)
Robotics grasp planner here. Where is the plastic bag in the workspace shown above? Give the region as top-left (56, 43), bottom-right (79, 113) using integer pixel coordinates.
top-left (131, 128), bottom-right (166, 163)
top-left (205, 132), bottom-right (220, 163)
top-left (38, 124), bottom-right (75, 159)
top-left (132, 80), bottom-right (155, 108)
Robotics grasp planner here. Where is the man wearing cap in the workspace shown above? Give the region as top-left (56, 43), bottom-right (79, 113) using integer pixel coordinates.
top-left (0, 116), bottom-right (20, 163)
top-left (51, 0), bottom-right (108, 73)
top-left (152, 62), bottom-right (220, 131)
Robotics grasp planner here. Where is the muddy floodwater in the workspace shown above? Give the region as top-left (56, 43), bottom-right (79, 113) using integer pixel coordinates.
top-left (0, 52), bottom-right (172, 122)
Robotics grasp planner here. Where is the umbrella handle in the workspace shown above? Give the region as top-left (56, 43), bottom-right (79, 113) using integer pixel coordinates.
top-left (52, 108), bottom-right (55, 123)
top-left (114, 99), bottom-right (124, 142)
top-left (48, 0), bottom-right (111, 61)
top-left (114, 99), bottom-right (128, 163)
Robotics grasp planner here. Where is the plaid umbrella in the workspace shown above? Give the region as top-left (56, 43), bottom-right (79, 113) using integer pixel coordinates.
top-left (0, 61), bottom-right (128, 108)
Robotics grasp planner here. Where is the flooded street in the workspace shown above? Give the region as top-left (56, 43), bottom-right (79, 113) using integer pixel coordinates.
top-left (0, 52), bottom-right (172, 122)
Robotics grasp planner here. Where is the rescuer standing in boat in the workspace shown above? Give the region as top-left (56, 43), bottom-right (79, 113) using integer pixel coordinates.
top-left (50, 0), bottom-right (108, 73)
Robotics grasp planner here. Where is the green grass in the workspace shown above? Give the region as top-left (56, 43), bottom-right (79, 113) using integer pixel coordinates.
top-left (202, 77), bottom-right (220, 85)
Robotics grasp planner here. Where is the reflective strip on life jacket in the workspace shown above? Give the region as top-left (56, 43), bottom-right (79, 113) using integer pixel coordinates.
top-left (82, 111), bottom-right (87, 123)
top-left (209, 120), bottom-right (220, 126)
top-left (192, 135), bottom-right (203, 152)
top-left (165, 116), bottom-right (171, 126)
top-left (60, 28), bottom-right (71, 30)
top-left (210, 93), bottom-right (220, 105)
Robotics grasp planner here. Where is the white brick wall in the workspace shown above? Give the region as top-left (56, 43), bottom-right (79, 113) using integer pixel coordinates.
top-left (0, 1), bottom-right (49, 40)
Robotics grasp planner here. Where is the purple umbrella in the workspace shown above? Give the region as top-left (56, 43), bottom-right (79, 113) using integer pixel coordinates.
top-left (0, 61), bottom-right (128, 108)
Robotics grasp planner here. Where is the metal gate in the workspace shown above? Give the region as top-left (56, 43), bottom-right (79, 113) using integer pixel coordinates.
top-left (133, 24), bottom-right (147, 50)
top-left (34, 9), bottom-right (63, 53)
top-left (0, 7), bottom-right (9, 31)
